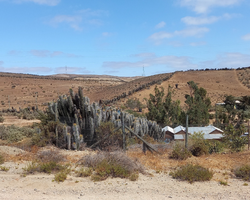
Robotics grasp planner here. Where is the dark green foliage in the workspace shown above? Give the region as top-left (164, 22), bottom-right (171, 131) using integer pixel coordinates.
top-left (215, 95), bottom-right (249, 130)
top-left (147, 85), bottom-right (183, 126)
top-left (223, 124), bottom-right (247, 152)
top-left (170, 164), bottom-right (213, 183)
top-left (234, 165), bottom-right (250, 181)
top-left (125, 98), bottom-right (144, 111)
top-left (170, 143), bottom-right (192, 160)
top-left (185, 81), bottom-right (211, 126)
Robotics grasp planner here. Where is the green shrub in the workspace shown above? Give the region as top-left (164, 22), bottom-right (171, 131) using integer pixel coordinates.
top-left (234, 165), bottom-right (250, 181)
top-left (170, 142), bottom-right (192, 160)
top-left (170, 164), bottom-right (213, 183)
top-left (23, 161), bottom-right (70, 175)
top-left (189, 140), bottom-right (209, 157)
top-left (0, 125), bottom-right (36, 143)
top-left (219, 180), bottom-right (228, 186)
top-left (129, 173), bottom-right (139, 181)
top-left (76, 167), bottom-right (92, 177)
top-left (188, 132), bottom-right (209, 156)
top-left (0, 154), bottom-right (4, 164)
top-left (0, 166), bottom-right (10, 172)
top-left (205, 140), bottom-right (225, 154)
top-left (54, 171), bottom-right (68, 183)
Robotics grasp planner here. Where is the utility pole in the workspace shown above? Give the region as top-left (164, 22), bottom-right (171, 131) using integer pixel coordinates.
top-left (142, 66), bottom-right (145, 76)
top-left (185, 115), bottom-right (188, 148)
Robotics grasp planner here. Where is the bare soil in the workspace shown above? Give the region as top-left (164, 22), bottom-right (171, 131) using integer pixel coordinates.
top-left (0, 145), bottom-right (250, 200)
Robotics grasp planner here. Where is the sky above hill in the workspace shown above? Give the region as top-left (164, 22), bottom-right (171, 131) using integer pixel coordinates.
top-left (0, 0), bottom-right (250, 76)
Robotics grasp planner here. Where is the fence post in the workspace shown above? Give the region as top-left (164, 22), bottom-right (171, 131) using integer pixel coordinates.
top-left (185, 115), bottom-right (188, 148)
top-left (248, 120), bottom-right (249, 150)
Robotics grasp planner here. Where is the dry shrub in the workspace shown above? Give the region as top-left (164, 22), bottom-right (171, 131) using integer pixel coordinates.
top-left (36, 148), bottom-right (66, 163)
top-left (95, 122), bottom-right (123, 151)
top-left (234, 165), bottom-right (250, 181)
top-left (78, 151), bottom-right (145, 181)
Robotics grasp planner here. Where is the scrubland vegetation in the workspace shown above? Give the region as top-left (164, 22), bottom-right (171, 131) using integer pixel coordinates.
top-left (0, 73), bottom-right (250, 187)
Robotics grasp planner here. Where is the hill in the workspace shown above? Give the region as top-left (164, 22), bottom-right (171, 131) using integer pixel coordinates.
top-left (0, 69), bottom-right (250, 111)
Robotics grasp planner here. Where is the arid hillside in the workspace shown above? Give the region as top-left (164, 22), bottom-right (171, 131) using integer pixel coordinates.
top-left (127, 70), bottom-right (250, 107)
top-left (0, 69), bottom-right (250, 111)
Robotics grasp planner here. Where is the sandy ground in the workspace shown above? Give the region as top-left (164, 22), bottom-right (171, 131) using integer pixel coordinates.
top-left (0, 146), bottom-right (250, 200)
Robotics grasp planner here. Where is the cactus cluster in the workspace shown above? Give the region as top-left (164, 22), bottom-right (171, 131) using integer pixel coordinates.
top-left (48, 87), bottom-right (164, 150)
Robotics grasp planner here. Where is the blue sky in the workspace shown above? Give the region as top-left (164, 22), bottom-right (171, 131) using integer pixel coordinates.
top-left (0, 0), bottom-right (250, 76)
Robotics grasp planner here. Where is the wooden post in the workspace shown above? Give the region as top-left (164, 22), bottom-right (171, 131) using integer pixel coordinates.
top-left (185, 115), bottom-right (188, 148)
top-left (248, 120), bottom-right (249, 150)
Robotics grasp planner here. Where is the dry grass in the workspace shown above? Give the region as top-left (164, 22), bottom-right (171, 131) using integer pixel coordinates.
top-left (127, 147), bottom-right (250, 172)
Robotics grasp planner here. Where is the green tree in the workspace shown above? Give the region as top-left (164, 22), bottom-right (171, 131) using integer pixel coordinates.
top-left (215, 95), bottom-right (247, 130)
top-left (146, 85), bottom-right (183, 126)
top-left (223, 123), bottom-right (247, 152)
top-left (185, 81), bottom-right (211, 126)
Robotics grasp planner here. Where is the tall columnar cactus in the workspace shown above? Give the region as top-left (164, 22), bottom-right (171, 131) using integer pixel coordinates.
top-left (47, 87), bottom-right (164, 150)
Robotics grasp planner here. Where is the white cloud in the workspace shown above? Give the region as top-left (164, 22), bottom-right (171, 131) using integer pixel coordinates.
top-left (49, 9), bottom-right (108, 31)
top-left (14, 0), bottom-right (60, 6)
top-left (30, 50), bottom-right (78, 57)
top-left (181, 14), bottom-right (239, 25)
top-left (201, 52), bottom-right (250, 68)
top-left (149, 27), bottom-right (209, 45)
top-left (181, 16), bottom-right (219, 25)
top-left (242, 33), bottom-right (250, 41)
top-left (155, 21), bottom-right (166, 29)
top-left (179, 0), bottom-right (242, 14)
top-left (0, 67), bottom-right (52, 74)
top-left (149, 31), bottom-right (173, 45)
top-left (103, 53), bottom-right (197, 70)
top-left (55, 67), bottom-right (91, 74)
top-left (50, 15), bottom-right (82, 31)
top-left (0, 61), bottom-right (3, 66)
top-left (175, 27), bottom-right (209, 37)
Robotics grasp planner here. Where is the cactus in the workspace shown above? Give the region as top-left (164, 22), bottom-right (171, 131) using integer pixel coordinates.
top-left (47, 87), bottom-right (163, 150)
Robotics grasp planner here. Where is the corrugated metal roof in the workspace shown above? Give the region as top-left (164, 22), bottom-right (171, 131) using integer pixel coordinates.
top-left (188, 125), bottom-right (223, 135)
top-left (170, 125), bottom-right (224, 140)
top-left (174, 125), bottom-right (185, 133)
top-left (162, 126), bottom-right (174, 133)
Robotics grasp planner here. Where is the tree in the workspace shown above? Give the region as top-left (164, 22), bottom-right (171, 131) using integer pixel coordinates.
top-left (223, 123), bottom-right (247, 152)
top-left (215, 95), bottom-right (247, 130)
top-left (185, 81), bottom-right (211, 126)
top-left (146, 85), bottom-right (184, 126)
